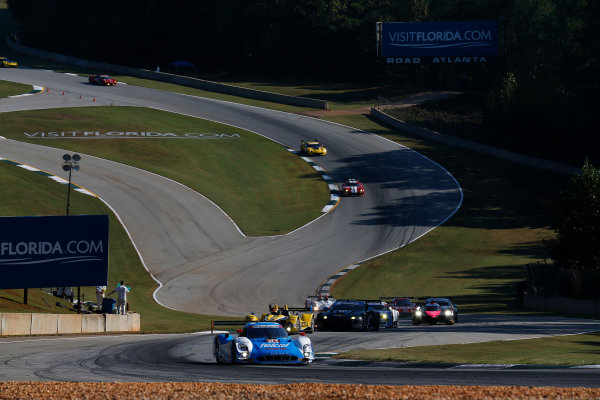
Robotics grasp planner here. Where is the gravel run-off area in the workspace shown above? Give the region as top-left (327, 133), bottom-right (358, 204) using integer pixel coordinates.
top-left (2, 382), bottom-right (600, 400)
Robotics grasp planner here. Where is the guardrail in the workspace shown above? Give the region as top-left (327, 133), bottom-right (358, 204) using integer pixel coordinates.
top-left (6, 35), bottom-right (329, 110)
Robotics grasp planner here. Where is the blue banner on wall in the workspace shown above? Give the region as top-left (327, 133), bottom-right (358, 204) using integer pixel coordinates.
top-left (0, 215), bottom-right (109, 289)
top-left (379, 21), bottom-right (498, 58)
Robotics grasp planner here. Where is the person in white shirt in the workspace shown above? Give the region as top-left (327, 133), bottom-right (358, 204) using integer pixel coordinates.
top-left (108, 281), bottom-right (130, 315)
top-left (95, 285), bottom-right (106, 310)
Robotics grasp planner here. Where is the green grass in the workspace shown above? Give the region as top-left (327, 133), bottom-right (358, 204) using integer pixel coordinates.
top-left (0, 105), bottom-right (329, 332)
top-left (0, 159), bottom-right (245, 332)
top-left (1, 2), bottom-right (593, 363)
top-left (0, 106), bottom-right (330, 236)
top-left (0, 79), bottom-right (30, 97)
top-left (325, 113), bottom-right (569, 314)
top-left (335, 332), bottom-right (600, 366)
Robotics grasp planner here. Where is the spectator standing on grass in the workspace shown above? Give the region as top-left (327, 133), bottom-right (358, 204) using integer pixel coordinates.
top-left (108, 281), bottom-right (130, 315)
top-left (95, 285), bottom-right (106, 308)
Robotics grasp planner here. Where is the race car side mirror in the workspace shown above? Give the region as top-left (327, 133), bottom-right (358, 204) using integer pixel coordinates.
top-left (237, 329), bottom-right (243, 334)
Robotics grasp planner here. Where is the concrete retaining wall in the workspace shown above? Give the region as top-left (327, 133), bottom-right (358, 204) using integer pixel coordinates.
top-left (524, 294), bottom-right (600, 317)
top-left (6, 35), bottom-right (328, 110)
top-left (370, 107), bottom-right (579, 175)
top-left (0, 313), bottom-right (140, 336)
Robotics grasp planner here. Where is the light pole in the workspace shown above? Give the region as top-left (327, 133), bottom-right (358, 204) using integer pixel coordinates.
top-left (62, 153), bottom-right (82, 312)
top-left (62, 154), bottom-right (80, 216)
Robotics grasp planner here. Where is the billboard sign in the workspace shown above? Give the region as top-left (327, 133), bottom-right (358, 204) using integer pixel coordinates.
top-left (378, 21), bottom-right (498, 63)
top-left (0, 215), bottom-right (109, 289)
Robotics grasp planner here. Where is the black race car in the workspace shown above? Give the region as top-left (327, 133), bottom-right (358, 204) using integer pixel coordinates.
top-left (412, 297), bottom-right (459, 325)
top-left (316, 300), bottom-right (380, 331)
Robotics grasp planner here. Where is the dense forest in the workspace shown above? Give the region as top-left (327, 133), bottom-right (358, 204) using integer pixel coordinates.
top-left (7, 0), bottom-right (600, 165)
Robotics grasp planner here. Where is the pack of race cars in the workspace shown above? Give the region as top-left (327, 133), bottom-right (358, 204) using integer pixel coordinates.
top-left (212, 296), bottom-right (459, 364)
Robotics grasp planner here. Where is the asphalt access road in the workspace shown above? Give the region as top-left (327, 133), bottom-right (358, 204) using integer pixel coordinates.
top-left (0, 67), bottom-right (462, 316)
top-left (0, 314), bottom-right (599, 386)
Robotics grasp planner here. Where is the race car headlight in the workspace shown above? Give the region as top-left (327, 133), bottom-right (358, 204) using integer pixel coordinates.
top-left (381, 314), bottom-right (388, 319)
top-left (285, 324), bottom-right (292, 332)
top-left (322, 315), bottom-right (327, 320)
top-left (444, 310), bottom-right (452, 316)
top-left (236, 343), bottom-right (250, 359)
top-left (415, 311), bottom-right (422, 317)
top-left (302, 343), bottom-right (312, 358)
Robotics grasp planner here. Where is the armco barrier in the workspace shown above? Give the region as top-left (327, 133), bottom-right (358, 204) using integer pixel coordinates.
top-left (0, 313), bottom-right (140, 336)
top-left (6, 35), bottom-right (328, 110)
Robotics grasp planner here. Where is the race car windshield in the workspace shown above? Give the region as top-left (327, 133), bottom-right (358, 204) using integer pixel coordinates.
top-left (425, 304), bottom-right (440, 311)
top-left (246, 326), bottom-right (288, 339)
top-left (394, 299), bottom-right (412, 306)
top-left (368, 305), bottom-right (386, 310)
top-left (345, 182), bottom-right (358, 187)
top-left (308, 144), bottom-right (321, 148)
top-left (331, 303), bottom-right (364, 311)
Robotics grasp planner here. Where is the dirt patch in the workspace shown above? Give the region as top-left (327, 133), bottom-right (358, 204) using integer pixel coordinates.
top-left (1, 382), bottom-right (599, 399)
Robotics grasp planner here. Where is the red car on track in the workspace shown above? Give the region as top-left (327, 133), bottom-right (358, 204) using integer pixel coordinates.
top-left (387, 297), bottom-right (417, 315)
top-left (89, 74), bottom-right (117, 86)
top-left (341, 178), bottom-right (365, 196)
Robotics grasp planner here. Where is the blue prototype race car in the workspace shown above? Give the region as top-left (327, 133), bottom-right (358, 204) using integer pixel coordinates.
top-left (213, 321), bottom-right (314, 365)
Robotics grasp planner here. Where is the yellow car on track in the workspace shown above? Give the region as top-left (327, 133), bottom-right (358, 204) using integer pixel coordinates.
top-left (300, 139), bottom-right (327, 156)
top-left (0, 57), bottom-right (18, 68)
top-left (246, 305), bottom-right (315, 334)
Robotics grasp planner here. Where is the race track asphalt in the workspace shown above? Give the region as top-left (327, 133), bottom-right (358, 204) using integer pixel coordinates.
top-left (2, 67), bottom-right (600, 386)
top-left (0, 68), bottom-right (462, 316)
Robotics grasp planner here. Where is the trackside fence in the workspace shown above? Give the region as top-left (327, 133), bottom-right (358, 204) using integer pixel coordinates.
top-left (523, 262), bottom-right (600, 317)
top-left (525, 262), bottom-right (600, 299)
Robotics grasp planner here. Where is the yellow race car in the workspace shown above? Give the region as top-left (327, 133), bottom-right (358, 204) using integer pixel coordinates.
top-left (246, 305), bottom-right (315, 334)
top-left (300, 139), bottom-right (327, 156)
top-left (0, 57), bottom-right (18, 68)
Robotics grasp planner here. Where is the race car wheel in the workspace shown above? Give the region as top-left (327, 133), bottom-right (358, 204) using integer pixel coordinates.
top-left (446, 320), bottom-right (455, 325)
top-left (214, 338), bottom-right (223, 364)
top-left (230, 341), bottom-right (237, 364)
top-left (371, 315), bottom-right (380, 331)
top-left (308, 317), bottom-right (315, 333)
top-left (355, 318), bottom-right (367, 331)
top-left (455, 313), bottom-right (459, 322)
top-left (412, 320), bottom-right (420, 325)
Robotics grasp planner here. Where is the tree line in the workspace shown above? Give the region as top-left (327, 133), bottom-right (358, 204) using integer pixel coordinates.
top-left (6, 0), bottom-right (600, 167)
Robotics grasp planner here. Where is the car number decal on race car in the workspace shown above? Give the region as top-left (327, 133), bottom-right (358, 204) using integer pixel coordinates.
top-left (265, 339), bottom-right (280, 343)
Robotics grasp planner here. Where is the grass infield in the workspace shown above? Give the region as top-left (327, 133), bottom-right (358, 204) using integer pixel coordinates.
top-left (0, 105), bottom-right (329, 332)
top-left (335, 332), bottom-right (600, 366)
top-left (0, 55), bottom-right (593, 363)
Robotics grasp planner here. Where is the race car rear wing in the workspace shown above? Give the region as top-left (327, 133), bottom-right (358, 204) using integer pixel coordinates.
top-left (286, 307), bottom-right (310, 312)
top-left (210, 320), bottom-right (248, 334)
